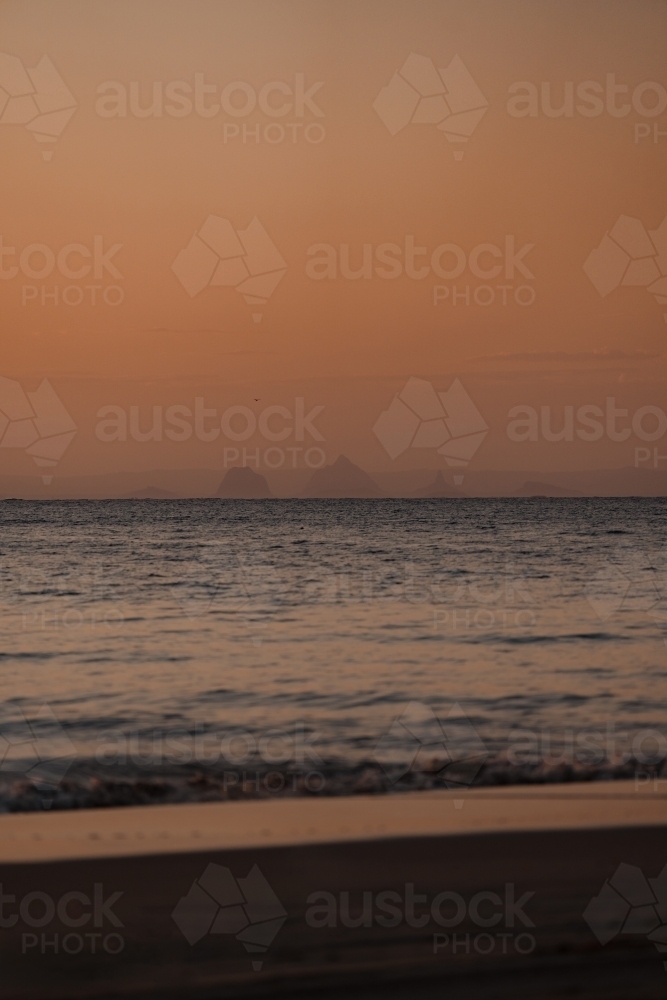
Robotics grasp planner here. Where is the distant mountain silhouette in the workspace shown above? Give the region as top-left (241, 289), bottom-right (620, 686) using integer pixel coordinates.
top-left (1, 464), bottom-right (664, 500)
top-left (514, 480), bottom-right (584, 497)
top-left (302, 455), bottom-right (385, 498)
top-left (120, 487), bottom-right (177, 499)
top-left (216, 466), bottom-right (273, 498)
top-left (410, 471), bottom-right (466, 498)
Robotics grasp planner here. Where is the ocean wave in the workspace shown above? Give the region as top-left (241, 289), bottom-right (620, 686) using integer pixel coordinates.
top-left (1, 756), bottom-right (664, 813)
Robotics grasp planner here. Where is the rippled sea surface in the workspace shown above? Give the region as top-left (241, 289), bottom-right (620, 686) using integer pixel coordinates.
top-left (0, 498), bottom-right (665, 810)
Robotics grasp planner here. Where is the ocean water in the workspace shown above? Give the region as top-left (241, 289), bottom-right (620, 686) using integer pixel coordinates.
top-left (0, 497), bottom-right (665, 811)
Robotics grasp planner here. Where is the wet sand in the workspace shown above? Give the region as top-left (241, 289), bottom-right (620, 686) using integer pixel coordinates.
top-left (1, 781), bottom-right (665, 999)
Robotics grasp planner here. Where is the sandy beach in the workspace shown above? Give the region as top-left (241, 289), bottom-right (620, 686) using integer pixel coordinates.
top-left (1, 781), bottom-right (665, 999)
top-left (3, 0), bottom-right (667, 996)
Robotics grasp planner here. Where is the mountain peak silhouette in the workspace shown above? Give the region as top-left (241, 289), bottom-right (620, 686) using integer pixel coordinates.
top-left (411, 470), bottom-right (465, 497)
top-left (302, 455), bottom-right (385, 498)
top-left (216, 466), bottom-right (273, 498)
top-left (514, 480), bottom-right (583, 497)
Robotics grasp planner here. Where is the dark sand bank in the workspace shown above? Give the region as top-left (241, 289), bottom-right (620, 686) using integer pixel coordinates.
top-left (0, 783), bottom-right (665, 999)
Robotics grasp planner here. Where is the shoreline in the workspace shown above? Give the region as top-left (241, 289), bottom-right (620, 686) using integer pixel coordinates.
top-left (1, 781), bottom-right (665, 999)
top-left (0, 779), bottom-right (665, 864)
top-left (3, 756), bottom-right (664, 815)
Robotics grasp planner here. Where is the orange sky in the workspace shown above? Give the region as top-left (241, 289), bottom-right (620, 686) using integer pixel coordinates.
top-left (1, 0), bottom-right (666, 480)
